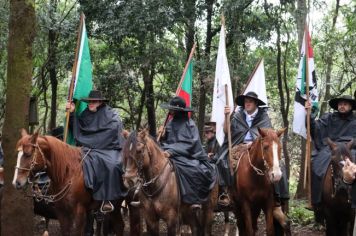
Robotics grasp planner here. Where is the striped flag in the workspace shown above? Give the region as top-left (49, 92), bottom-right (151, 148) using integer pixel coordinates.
top-left (177, 59), bottom-right (193, 112)
top-left (211, 24), bottom-right (234, 145)
top-left (292, 27), bottom-right (318, 138)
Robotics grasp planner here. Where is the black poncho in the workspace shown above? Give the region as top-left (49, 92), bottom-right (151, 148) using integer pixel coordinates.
top-left (161, 116), bottom-right (216, 204)
top-left (73, 104), bottom-right (126, 201)
top-left (310, 111), bottom-right (356, 205)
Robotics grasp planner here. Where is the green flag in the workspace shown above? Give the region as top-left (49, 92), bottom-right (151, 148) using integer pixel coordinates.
top-left (66, 15), bottom-right (93, 144)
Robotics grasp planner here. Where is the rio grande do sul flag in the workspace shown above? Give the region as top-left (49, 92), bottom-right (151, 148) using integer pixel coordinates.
top-left (211, 24), bottom-right (234, 145)
top-left (177, 59), bottom-right (193, 111)
top-left (292, 27), bottom-right (319, 138)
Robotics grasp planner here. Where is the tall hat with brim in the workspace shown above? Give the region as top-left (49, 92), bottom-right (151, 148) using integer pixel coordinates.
top-left (329, 95), bottom-right (356, 110)
top-left (235, 91), bottom-right (266, 107)
top-left (160, 96), bottom-right (194, 112)
top-left (81, 90), bottom-right (109, 102)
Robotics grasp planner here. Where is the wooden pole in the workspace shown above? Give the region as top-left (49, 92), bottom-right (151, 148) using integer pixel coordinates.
top-left (303, 25), bottom-right (312, 207)
top-left (63, 13), bottom-right (84, 142)
top-left (157, 43), bottom-right (196, 142)
top-left (225, 85), bottom-right (233, 173)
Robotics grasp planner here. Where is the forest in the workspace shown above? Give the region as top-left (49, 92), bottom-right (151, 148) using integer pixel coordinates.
top-left (0, 0), bottom-right (355, 235)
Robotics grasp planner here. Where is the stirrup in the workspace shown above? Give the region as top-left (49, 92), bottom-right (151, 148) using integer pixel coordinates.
top-left (100, 201), bottom-right (114, 214)
top-left (218, 192), bottom-right (231, 206)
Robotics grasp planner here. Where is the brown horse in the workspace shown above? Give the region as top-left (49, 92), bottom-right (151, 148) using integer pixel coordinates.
top-left (230, 128), bottom-right (287, 236)
top-left (122, 129), bottom-right (218, 236)
top-left (320, 139), bottom-right (355, 236)
top-left (12, 130), bottom-right (140, 236)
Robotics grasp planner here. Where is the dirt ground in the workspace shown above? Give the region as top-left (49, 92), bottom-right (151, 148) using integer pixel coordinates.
top-left (34, 212), bottom-right (325, 236)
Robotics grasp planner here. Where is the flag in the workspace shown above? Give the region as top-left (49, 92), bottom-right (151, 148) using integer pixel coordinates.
top-left (240, 59), bottom-right (268, 106)
top-left (177, 60), bottom-right (193, 110)
top-left (66, 15), bottom-right (93, 144)
top-left (292, 27), bottom-right (318, 138)
top-left (211, 24), bottom-right (234, 145)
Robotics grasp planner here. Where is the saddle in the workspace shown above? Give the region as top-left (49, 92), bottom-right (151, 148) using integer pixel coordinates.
top-left (230, 143), bottom-right (252, 173)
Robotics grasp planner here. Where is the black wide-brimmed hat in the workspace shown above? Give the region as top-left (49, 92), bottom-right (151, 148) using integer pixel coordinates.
top-left (235, 91), bottom-right (266, 107)
top-left (329, 95), bottom-right (356, 110)
top-left (160, 96), bottom-right (194, 112)
top-left (81, 90), bottom-right (108, 102)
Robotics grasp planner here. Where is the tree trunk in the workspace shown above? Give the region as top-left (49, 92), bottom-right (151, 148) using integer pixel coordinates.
top-left (295, 139), bottom-right (307, 199)
top-left (319, 0), bottom-right (340, 115)
top-left (143, 66), bottom-right (156, 137)
top-left (48, 0), bottom-right (58, 131)
top-left (1, 0), bottom-right (36, 235)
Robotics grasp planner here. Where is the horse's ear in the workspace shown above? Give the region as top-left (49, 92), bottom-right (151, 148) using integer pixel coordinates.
top-left (30, 132), bottom-right (39, 144)
top-left (347, 139), bottom-right (354, 151)
top-left (20, 129), bottom-right (28, 137)
top-left (122, 129), bottom-right (130, 139)
top-left (277, 128), bottom-right (287, 137)
top-left (327, 138), bottom-right (337, 150)
top-left (258, 127), bottom-right (267, 137)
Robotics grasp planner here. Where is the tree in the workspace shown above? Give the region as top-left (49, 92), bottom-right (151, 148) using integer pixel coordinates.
top-left (1, 0), bottom-right (36, 234)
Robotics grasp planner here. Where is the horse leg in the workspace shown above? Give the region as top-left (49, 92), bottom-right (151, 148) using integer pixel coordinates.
top-left (109, 208), bottom-right (124, 236)
top-left (222, 211), bottom-right (230, 236)
top-left (265, 208), bottom-right (275, 236)
top-left (145, 215), bottom-right (159, 236)
top-left (57, 213), bottom-right (72, 236)
top-left (73, 205), bottom-right (87, 236)
top-left (166, 216), bottom-right (178, 236)
top-left (128, 204), bottom-right (141, 236)
top-left (241, 204), bottom-right (254, 236)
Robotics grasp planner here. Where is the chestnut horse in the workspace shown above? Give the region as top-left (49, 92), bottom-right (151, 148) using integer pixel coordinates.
top-left (231, 128), bottom-right (287, 236)
top-left (320, 139), bottom-right (354, 236)
top-left (122, 129), bottom-right (218, 236)
top-left (12, 130), bottom-right (140, 236)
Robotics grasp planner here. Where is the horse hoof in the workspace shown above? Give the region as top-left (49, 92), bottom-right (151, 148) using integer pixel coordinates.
top-left (130, 201), bottom-right (141, 207)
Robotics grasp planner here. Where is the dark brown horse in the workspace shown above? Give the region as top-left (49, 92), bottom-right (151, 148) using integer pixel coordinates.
top-left (122, 129), bottom-right (218, 236)
top-left (230, 128), bottom-right (287, 236)
top-left (320, 139), bottom-right (354, 236)
top-left (12, 130), bottom-right (140, 236)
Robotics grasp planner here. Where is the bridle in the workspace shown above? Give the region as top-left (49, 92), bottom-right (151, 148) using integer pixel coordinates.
top-left (125, 135), bottom-right (171, 198)
top-left (16, 143), bottom-right (47, 175)
top-left (16, 142), bottom-right (72, 203)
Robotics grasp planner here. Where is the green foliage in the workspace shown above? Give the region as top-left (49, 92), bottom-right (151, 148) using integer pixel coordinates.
top-left (289, 200), bottom-right (315, 226)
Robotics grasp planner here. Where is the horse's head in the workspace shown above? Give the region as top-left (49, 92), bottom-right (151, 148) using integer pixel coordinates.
top-left (327, 138), bottom-right (353, 194)
top-left (12, 129), bottom-right (47, 189)
top-left (122, 129), bottom-right (152, 188)
top-left (257, 127), bottom-right (285, 183)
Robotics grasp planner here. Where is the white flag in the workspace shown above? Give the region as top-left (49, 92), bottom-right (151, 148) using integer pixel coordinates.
top-left (241, 59), bottom-right (268, 106)
top-left (211, 24), bottom-right (234, 146)
top-left (292, 27), bottom-right (319, 138)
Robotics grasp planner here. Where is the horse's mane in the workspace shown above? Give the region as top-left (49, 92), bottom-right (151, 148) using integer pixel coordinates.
top-left (122, 131), bottom-right (137, 163)
top-left (335, 142), bottom-right (352, 159)
top-left (39, 136), bottom-right (82, 184)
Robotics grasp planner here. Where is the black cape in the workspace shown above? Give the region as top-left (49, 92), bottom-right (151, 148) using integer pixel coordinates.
top-left (213, 108), bottom-right (272, 186)
top-left (161, 117), bottom-right (216, 204)
top-left (310, 111), bottom-right (356, 205)
top-left (73, 104), bottom-right (126, 201)
top-left (213, 108), bottom-right (289, 199)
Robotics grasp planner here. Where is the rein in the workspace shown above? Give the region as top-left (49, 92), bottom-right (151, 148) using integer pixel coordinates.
top-left (19, 142), bottom-right (73, 203)
top-left (235, 137), bottom-right (269, 176)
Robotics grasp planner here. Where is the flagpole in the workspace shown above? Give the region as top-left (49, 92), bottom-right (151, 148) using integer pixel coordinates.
top-left (157, 43), bottom-right (196, 142)
top-left (220, 15), bottom-right (233, 173)
top-left (303, 25), bottom-right (312, 207)
top-left (63, 13), bottom-right (84, 142)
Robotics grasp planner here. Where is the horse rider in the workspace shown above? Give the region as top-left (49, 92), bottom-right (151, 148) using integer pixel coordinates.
top-left (214, 91), bottom-right (289, 216)
top-left (66, 90), bottom-right (127, 214)
top-left (203, 118), bottom-right (219, 160)
top-left (159, 96), bottom-right (216, 211)
top-left (305, 95), bottom-right (356, 216)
